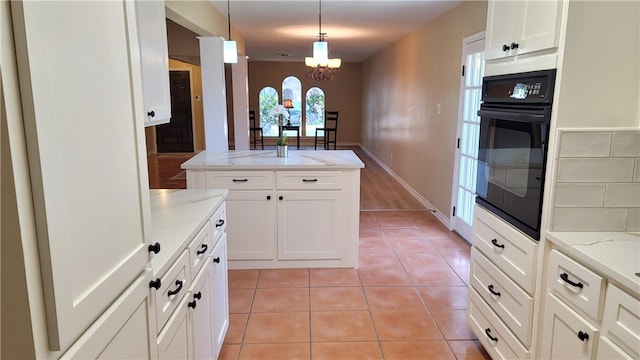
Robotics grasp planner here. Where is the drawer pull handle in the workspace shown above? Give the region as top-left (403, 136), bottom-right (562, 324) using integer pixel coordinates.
top-left (491, 238), bottom-right (505, 249)
top-left (510, 42), bottom-right (519, 50)
top-left (560, 273), bottom-right (583, 289)
top-left (188, 300), bottom-right (197, 309)
top-left (149, 278), bottom-right (161, 290)
top-left (485, 328), bottom-right (498, 342)
top-left (167, 280), bottom-right (183, 297)
top-left (502, 44), bottom-right (510, 52)
top-left (196, 244), bottom-right (208, 255)
top-left (302, 179), bottom-right (318, 182)
top-left (232, 179), bottom-right (248, 182)
top-left (215, 219), bottom-right (225, 227)
top-left (578, 331), bottom-right (589, 342)
top-left (148, 242), bottom-right (161, 254)
top-left (193, 291), bottom-right (202, 300)
top-left (213, 257), bottom-right (221, 264)
top-left (488, 284), bottom-right (501, 297)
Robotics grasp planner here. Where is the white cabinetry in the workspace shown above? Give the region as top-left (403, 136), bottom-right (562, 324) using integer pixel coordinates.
top-left (484, 0), bottom-right (563, 74)
top-left (190, 167), bottom-right (359, 269)
top-left (210, 235), bottom-right (229, 358)
top-left (467, 205), bottom-right (537, 359)
top-left (135, 0), bottom-right (171, 126)
top-left (10, 1), bottom-right (151, 353)
top-left (541, 248), bottom-right (640, 359)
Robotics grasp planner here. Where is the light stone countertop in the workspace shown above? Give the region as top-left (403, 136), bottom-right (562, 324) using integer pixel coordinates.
top-left (181, 150), bottom-right (365, 170)
top-left (149, 189), bottom-right (228, 277)
top-left (546, 231), bottom-right (640, 296)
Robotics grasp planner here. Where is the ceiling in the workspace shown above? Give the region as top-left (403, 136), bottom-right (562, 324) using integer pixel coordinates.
top-left (208, 0), bottom-right (463, 63)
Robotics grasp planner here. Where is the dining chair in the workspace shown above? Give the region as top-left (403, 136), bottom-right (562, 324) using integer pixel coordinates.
top-left (314, 110), bottom-right (339, 150)
top-left (249, 110), bottom-right (264, 150)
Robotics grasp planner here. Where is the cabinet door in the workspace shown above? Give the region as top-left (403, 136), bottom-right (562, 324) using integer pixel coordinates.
top-left (485, 0), bottom-right (521, 60)
top-left (211, 234), bottom-right (229, 358)
top-left (189, 261), bottom-right (215, 360)
top-left (226, 191), bottom-right (276, 260)
top-left (541, 294), bottom-right (599, 359)
top-left (277, 191), bottom-right (342, 260)
top-left (135, 0), bottom-right (171, 125)
top-left (157, 297), bottom-right (191, 360)
top-left (11, 1), bottom-right (149, 351)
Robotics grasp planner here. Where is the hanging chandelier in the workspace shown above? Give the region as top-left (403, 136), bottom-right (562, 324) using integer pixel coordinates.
top-left (223, 0), bottom-right (237, 63)
top-left (305, 0), bottom-right (341, 81)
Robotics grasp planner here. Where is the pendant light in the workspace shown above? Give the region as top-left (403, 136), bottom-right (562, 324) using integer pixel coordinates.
top-left (305, 0), bottom-right (341, 81)
top-left (224, 0), bottom-right (238, 63)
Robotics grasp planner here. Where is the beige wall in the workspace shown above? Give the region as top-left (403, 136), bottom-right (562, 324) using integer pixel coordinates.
top-left (361, 1), bottom-right (487, 216)
top-left (247, 61), bottom-right (362, 145)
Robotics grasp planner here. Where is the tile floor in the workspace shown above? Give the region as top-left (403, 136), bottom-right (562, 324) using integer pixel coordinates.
top-left (219, 210), bottom-right (491, 360)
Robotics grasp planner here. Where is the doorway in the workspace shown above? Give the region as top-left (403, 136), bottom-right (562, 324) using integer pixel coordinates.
top-left (452, 32), bottom-right (485, 242)
top-left (156, 70), bottom-right (194, 153)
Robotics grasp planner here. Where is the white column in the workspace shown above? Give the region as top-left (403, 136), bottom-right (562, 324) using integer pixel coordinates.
top-left (232, 55), bottom-right (249, 150)
top-left (198, 36), bottom-right (228, 151)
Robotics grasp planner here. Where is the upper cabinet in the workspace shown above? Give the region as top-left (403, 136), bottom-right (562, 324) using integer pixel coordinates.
top-left (135, 0), bottom-right (171, 126)
top-left (485, 0), bottom-right (563, 74)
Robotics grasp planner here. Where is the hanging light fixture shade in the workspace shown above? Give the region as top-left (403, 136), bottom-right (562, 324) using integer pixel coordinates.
top-left (224, 0), bottom-right (237, 63)
top-left (305, 0), bottom-right (341, 81)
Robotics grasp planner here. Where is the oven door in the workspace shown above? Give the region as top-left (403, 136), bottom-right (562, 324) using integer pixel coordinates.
top-left (475, 104), bottom-right (551, 240)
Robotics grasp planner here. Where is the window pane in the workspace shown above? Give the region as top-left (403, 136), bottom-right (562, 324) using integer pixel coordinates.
top-left (305, 87), bottom-right (325, 136)
top-left (259, 87), bottom-right (278, 136)
top-left (282, 76), bottom-right (302, 127)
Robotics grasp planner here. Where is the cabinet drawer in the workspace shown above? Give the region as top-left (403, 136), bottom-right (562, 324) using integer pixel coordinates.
top-left (541, 294), bottom-right (599, 359)
top-left (205, 171), bottom-right (274, 190)
top-left (188, 221), bottom-right (212, 282)
top-left (602, 284), bottom-right (640, 358)
top-left (548, 250), bottom-right (605, 321)
top-left (473, 206), bottom-right (538, 294)
top-left (155, 250), bottom-right (190, 333)
top-left (211, 203), bottom-right (227, 243)
top-left (597, 337), bottom-right (635, 360)
top-left (468, 288), bottom-right (531, 360)
top-left (276, 171), bottom-right (342, 190)
top-left (470, 247), bottom-right (534, 347)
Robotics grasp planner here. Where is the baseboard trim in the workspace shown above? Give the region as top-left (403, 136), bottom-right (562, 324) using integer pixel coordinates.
top-left (359, 146), bottom-right (451, 229)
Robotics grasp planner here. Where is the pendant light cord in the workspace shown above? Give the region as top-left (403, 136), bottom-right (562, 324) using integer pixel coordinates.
top-left (227, 0), bottom-right (232, 40)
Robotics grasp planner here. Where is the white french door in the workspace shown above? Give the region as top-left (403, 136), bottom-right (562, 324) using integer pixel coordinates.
top-left (452, 33), bottom-right (485, 243)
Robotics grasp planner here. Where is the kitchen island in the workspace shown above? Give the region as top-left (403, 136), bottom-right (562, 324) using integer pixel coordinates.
top-left (182, 150), bottom-right (365, 269)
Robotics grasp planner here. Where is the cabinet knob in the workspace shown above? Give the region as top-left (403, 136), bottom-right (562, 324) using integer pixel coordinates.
top-left (147, 110), bottom-right (155, 117)
top-left (213, 257), bottom-right (221, 264)
top-left (267, 195), bottom-right (271, 200)
top-left (194, 291), bottom-right (202, 300)
top-left (577, 331), bottom-right (589, 342)
top-left (148, 242), bottom-right (161, 254)
top-left (502, 44), bottom-right (510, 52)
top-left (167, 280), bottom-right (183, 297)
top-left (279, 196), bottom-right (283, 200)
top-left (196, 243), bottom-right (208, 255)
top-left (149, 278), bottom-right (161, 290)
top-left (215, 219), bottom-right (225, 228)
top-left (188, 300), bottom-right (197, 309)
top-left (510, 42), bottom-right (519, 50)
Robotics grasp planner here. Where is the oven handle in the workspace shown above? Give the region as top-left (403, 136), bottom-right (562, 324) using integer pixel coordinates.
top-left (477, 109), bottom-right (546, 124)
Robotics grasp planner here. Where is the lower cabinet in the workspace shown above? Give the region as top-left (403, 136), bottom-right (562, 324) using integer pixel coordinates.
top-left (211, 235), bottom-right (229, 358)
top-left (226, 191), bottom-right (276, 260)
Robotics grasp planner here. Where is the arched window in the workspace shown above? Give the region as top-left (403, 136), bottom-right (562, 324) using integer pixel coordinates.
top-left (305, 87), bottom-right (325, 136)
top-left (258, 86), bottom-right (278, 136)
top-left (282, 76), bottom-right (302, 127)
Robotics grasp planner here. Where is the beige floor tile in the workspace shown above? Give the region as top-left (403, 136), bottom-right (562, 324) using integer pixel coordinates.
top-left (310, 287), bottom-right (367, 311)
top-left (364, 287), bottom-right (424, 310)
top-left (380, 341), bottom-right (455, 360)
top-left (258, 269), bottom-right (309, 288)
top-left (228, 270), bottom-right (260, 289)
top-left (405, 266), bottom-right (466, 287)
top-left (310, 268), bottom-right (361, 287)
top-left (396, 250), bottom-right (449, 268)
top-left (252, 288), bottom-right (309, 312)
top-left (438, 248), bottom-right (472, 267)
top-left (359, 252), bottom-right (402, 268)
top-left (389, 238), bottom-right (438, 253)
top-left (382, 227), bottom-right (428, 239)
top-left (359, 238), bottom-right (394, 254)
top-left (224, 313), bottom-right (249, 344)
top-left (244, 312), bottom-right (310, 343)
top-left (430, 237), bottom-right (472, 252)
top-left (228, 288), bottom-right (254, 314)
top-left (310, 311), bottom-right (377, 342)
top-left (377, 217), bottom-right (416, 227)
top-left (447, 340), bottom-right (492, 360)
top-left (417, 286), bottom-right (469, 310)
top-left (370, 309), bottom-right (443, 341)
top-left (418, 226), bottom-right (459, 240)
top-left (239, 343), bottom-right (310, 360)
top-left (311, 342), bottom-right (382, 360)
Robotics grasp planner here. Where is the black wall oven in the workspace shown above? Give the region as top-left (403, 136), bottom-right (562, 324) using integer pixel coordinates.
top-left (476, 69), bottom-right (556, 240)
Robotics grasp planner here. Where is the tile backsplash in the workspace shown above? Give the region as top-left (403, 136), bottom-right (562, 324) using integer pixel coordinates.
top-left (552, 128), bottom-right (640, 232)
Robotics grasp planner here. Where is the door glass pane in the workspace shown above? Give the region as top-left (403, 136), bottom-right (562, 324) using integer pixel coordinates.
top-left (259, 87), bottom-right (278, 136)
top-left (305, 87), bottom-right (325, 136)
